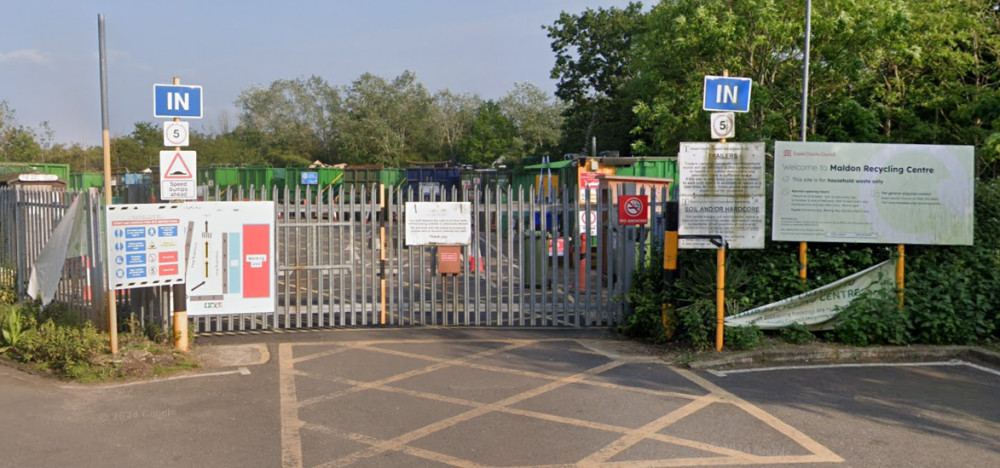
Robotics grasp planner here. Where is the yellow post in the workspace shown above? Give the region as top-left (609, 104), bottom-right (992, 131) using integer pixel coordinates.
top-left (715, 72), bottom-right (728, 352)
top-left (799, 242), bottom-right (808, 284)
top-left (662, 196), bottom-right (679, 339)
top-left (380, 226), bottom-right (387, 325)
top-left (716, 246), bottom-right (726, 351)
top-left (171, 76), bottom-right (189, 352)
top-left (98, 15), bottom-right (118, 354)
top-left (896, 244), bottom-right (905, 308)
top-left (103, 128), bottom-right (118, 355)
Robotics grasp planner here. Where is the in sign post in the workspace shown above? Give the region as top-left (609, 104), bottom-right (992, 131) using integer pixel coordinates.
top-left (154, 84), bottom-right (203, 119)
top-left (703, 76), bottom-right (752, 113)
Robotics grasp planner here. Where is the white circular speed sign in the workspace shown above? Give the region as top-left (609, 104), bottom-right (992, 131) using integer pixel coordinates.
top-left (163, 121), bottom-right (190, 147)
top-left (710, 112), bottom-right (735, 140)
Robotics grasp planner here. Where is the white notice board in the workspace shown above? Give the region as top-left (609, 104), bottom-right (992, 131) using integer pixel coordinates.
top-left (772, 142), bottom-right (974, 245)
top-left (182, 202), bottom-right (276, 316)
top-left (679, 142), bottom-right (766, 249)
top-left (405, 202), bottom-right (472, 246)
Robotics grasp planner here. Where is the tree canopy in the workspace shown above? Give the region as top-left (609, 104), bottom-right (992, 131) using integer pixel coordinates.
top-left (544, 0), bottom-right (1000, 175)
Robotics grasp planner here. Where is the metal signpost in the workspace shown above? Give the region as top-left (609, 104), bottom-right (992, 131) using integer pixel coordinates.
top-left (155, 77), bottom-right (202, 350)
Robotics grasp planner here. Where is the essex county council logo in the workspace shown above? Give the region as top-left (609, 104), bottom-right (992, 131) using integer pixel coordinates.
top-left (783, 150), bottom-right (792, 157)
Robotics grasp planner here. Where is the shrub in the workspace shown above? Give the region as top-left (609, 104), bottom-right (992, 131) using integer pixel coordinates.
top-left (833, 282), bottom-right (909, 347)
top-left (0, 286), bottom-right (16, 305)
top-left (779, 323), bottom-right (815, 345)
top-left (725, 325), bottom-right (764, 350)
top-left (14, 319), bottom-right (107, 372)
top-left (1, 303), bottom-right (35, 351)
top-left (676, 299), bottom-right (715, 351)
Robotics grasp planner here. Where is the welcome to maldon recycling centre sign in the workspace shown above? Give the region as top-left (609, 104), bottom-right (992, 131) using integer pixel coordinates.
top-left (772, 141), bottom-right (974, 246)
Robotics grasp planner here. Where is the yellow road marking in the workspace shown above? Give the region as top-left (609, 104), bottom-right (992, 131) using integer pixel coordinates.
top-left (279, 338), bottom-right (843, 468)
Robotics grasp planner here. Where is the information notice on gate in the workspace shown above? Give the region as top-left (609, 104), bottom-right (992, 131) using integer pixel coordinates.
top-left (405, 202), bottom-right (472, 246)
top-left (679, 142), bottom-right (765, 249)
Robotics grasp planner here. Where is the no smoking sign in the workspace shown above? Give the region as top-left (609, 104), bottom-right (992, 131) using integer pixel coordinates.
top-left (617, 195), bottom-right (648, 226)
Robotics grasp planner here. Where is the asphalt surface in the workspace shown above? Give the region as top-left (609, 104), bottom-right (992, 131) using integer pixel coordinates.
top-left (1, 328), bottom-right (997, 468)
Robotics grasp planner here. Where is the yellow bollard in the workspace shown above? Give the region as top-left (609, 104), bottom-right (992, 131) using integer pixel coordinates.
top-left (716, 246), bottom-right (726, 352)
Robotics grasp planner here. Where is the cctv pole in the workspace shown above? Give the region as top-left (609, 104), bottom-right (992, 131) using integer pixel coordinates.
top-left (98, 14), bottom-right (119, 354)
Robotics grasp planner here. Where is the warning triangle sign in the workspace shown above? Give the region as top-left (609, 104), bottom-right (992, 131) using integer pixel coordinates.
top-left (163, 152), bottom-right (193, 180)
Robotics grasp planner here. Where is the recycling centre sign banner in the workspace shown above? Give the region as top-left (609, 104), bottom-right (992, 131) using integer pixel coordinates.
top-left (772, 142), bottom-right (974, 245)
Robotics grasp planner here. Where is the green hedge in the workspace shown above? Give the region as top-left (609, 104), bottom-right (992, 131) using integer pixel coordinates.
top-left (624, 179), bottom-right (1000, 348)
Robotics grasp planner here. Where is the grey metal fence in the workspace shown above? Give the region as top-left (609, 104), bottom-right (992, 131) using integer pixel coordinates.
top-left (0, 187), bottom-right (105, 325)
top-left (3, 182), bottom-right (668, 334)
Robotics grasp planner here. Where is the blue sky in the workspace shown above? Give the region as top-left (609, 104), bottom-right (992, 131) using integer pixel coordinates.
top-left (1, 0), bottom-right (636, 146)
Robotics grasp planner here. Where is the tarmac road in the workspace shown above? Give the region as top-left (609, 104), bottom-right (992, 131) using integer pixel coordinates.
top-left (1, 328), bottom-right (997, 468)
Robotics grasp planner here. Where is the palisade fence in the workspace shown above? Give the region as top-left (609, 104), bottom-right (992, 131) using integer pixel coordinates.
top-left (1, 182), bottom-right (671, 334)
top-left (0, 187), bottom-right (106, 326)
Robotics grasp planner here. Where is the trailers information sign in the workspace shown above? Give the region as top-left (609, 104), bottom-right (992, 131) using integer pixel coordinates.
top-left (772, 142), bottom-right (974, 245)
top-left (679, 142), bottom-right (765, 249)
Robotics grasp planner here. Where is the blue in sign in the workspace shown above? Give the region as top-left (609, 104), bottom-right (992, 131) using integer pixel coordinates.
top-left (115, 269), bottom-right (125, 279)
top-left (126, 267), bottom-right (147, 279)
top-left (153, 84), bottom-right (203, 119)
top-left (148, 227), bottom-right (156, 236)
top-left (114, 229), bottom-right (123, 238)
top-left (158, 225), bottom-right (178, 237)
top-left (114, 242), bottom-right (124, 251)
top-left (703, 76), bottom-right (753, 112)
top-left (114, 256), bottom-right (124, 265)
top-left (125, 227), bottom-right (146, 239)
top-left (125, 240), bottom-right (146, 252)
top-left (126, 253), bottom-right (146, 265)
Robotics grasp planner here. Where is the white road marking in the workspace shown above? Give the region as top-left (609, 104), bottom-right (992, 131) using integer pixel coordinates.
top-left (706, 359), bottom-right (1000, 377)
top-left (64, 366), bottom-right (252, 389)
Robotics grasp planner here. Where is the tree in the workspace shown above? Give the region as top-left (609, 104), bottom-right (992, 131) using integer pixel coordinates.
top-left (339, 71), bottom-right (440, 166)
top-left (456, 101), bottom-right (518, 167)
top-left (235, 75), bottom-right (343, 165)
top-left (0, 100), bottom-right (38, 163)
top-left (628, 0), bottom-right (1000, 172)
top-left (432, 89), bottom-right (482, 162)
top-left (499, 82), bottom-right (564, 159)
top-left (546, 3), bottom-right (645, 155)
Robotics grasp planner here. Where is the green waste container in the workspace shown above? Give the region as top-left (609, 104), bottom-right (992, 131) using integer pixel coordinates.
top-left (522, 231), bottom-right (548, 287)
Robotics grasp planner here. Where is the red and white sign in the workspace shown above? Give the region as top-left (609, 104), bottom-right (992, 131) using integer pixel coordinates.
top-left (159, 150), bottom-right (197, 200)
top-left (618, 195), bottom-right (649, 225)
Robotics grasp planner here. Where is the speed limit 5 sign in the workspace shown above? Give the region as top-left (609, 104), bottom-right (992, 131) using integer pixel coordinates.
top-left (710, 112), bottom-right (735, 140)
top-left (163, 121), bottom-right (190, 147)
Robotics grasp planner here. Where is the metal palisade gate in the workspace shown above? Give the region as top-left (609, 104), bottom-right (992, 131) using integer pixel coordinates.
top-left (191, 182), bottom-right (667, 332)
top-left (1, 182), bottom-right (668, 333)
